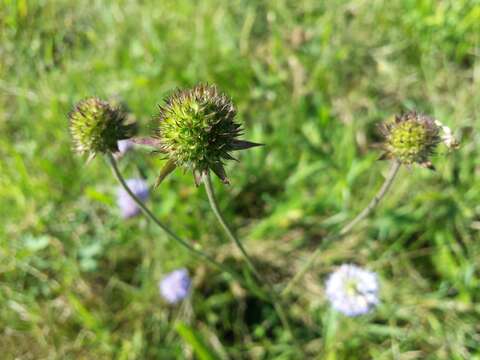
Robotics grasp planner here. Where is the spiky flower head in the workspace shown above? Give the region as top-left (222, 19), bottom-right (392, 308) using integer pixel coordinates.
top-left (379, 111), bottom-right (441, 169)
top-left (154, 84), bottom-right (261, 185)
top-left (325, 264), bottom-right (379, 317)
top-left (69, 97), bottom-right (136, 160)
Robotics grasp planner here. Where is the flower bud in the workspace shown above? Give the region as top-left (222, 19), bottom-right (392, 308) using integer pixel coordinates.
top-left (154, 84), bottom-right (261, 185)
top-left (69, 97), bottom-right (136, 159)
top-left (379, 111), bottom-right (441, 169)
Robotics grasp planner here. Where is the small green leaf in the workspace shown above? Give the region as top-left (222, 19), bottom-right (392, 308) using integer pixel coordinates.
top-left (155, 158), bottom-right (176, 188)
top-left (85, 187), bottom-right (113, 205)
top-left (175, 322), bottom-right (221, 360)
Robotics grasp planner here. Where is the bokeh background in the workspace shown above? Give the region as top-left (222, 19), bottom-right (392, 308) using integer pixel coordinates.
top-left (1, 0), bottom-right (479, 359)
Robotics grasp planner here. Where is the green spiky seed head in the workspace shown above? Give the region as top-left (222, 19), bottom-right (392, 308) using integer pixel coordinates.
top-left (69, 97), bottom-right (136, 159)
top-left (379, 111), bottom-right (441, 168)
top-left (154, 84), bottom-right (261, 185)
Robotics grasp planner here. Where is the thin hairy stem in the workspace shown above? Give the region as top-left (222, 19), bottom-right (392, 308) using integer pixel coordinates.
top-left (203, 172), bottom-right (296, 342)
top-left (107, 153), bottom-right (249, 288)
top-left (203, 173), bottom-right (261, 280)
top-left (339, 160), bottom-right (401, 236)
top-left (282, 160), bottom-right (401, 296)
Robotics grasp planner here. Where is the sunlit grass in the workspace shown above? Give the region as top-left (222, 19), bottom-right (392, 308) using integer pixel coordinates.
top-left (1, 0), bottom-right (479, 358)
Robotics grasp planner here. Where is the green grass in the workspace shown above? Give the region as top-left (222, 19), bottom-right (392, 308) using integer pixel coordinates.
top-left (1, 0), bottom-right (480, 358)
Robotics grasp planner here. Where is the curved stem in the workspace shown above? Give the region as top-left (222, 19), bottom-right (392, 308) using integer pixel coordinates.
top-left (338, 160), bottom-right (401, 236)
top-left (282, 160), bottom-right (401, 297)
top-left (203, 173), bottom-right (262, 281)
top-left (203, 172), bottom-right (296, 341)
top-left (107, 153), bottom-right (248, 288)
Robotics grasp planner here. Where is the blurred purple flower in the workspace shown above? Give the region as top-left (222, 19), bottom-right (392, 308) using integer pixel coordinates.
top-left (325, 264), bottom-right (379, 317)
top-left (117, 178), bottom-right (149, 219)
top-left (115, 139), bottom-right (134, 158)
top-left (159, 268), bottom-right (191, 304)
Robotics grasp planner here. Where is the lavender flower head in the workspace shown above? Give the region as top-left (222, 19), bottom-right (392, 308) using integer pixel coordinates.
top-left (117, 178), bottom-right (149, 219)
top-left (325, 264), bottom-right (379, 317)
top-left (159, 268), bottom-right (191, 304)
top-left (116, 139), bottom-right (134, 157)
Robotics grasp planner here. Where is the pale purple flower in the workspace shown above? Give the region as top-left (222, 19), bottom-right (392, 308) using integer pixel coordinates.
top-left (159, 268), bottom-right (191, 304)
top-left (117, 178), bottom-right (149, 218)
top-left (115, 139), bottom-right (134, 158)
top-left (434, 120), bottom-right (459, 149)
top-left (325, 264), bottom-right (379, 317)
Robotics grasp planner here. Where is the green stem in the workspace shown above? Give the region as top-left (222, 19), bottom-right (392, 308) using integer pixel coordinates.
top-left (202, 172), bottom-right (296, 341)
top-left (107, 153), bottom-right (248, 288)
top-left (282, 160), bottom-right (401, 297)
top-left (203, 173), bottom-right (261, 281)
top-left (338, 160), bottom-right (401, 236)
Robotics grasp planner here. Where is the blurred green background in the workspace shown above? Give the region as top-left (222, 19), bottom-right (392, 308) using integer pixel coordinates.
top-left (1, 0), bottom-right (479, 358)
